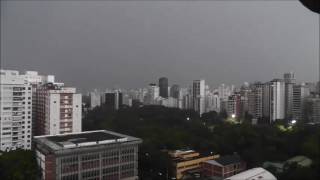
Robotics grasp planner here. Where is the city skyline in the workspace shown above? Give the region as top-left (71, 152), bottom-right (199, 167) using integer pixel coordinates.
top-left (0, 1), bottom-right (319, 179)
top-left (1, 1), bottom-right (318, 91)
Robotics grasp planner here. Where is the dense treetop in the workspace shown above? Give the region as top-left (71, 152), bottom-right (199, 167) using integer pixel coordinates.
top-left (83, 105), bottom-right (320, 180)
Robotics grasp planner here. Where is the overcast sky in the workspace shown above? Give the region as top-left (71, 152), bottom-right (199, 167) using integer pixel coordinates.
top-left (1, 1), bottom-right (318, 92)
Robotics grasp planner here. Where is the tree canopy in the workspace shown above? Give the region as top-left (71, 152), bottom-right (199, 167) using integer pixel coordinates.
top-left (0, 150), bottom-right (40, 180)
top-left (83, 105), bottom-right (320, 180)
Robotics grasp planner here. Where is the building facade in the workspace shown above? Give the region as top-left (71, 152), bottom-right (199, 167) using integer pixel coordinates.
top-left (0, 70), bottom-right (32, 151)
top-left (90, 90), bottom-right (101, 109)
top-left (34, 130), bottom-right (142, 180)
top-left (168, 150), bottom-right (219, 180)
top-left (292, 84), bottom-right (310, 122)
top-left (284, 73), bottom-right (295, 119)
top-left (144, 84), bottom-right (159, 105)
top-left (248, 82), bottom-right (264, 119)
top-left (104, 91), bottom-right (123, 110)
top-left (35, 83), bottom-right (82, 135)
top-left (305, 97), bottom-right (320, 124)
top-left (262, 79), bottom-right (286, 122)
top-left (170, 84), bottom-right (180, 99)
top-left (270, 79), bottom-right (285, 122)
top-left (193, 80), bottom-right (205, 115)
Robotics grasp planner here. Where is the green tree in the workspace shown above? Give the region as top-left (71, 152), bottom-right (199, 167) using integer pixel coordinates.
top-left (0, 150), bottom-right (40, 180)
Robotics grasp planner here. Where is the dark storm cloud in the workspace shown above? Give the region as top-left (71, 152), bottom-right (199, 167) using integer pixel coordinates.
top-left (1, 1), bottom-right (318, 92)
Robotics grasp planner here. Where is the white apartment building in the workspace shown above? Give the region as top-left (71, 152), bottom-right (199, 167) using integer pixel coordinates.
top-left (270, 79), bottom-right (286, 122)
top-left (0, 70), bottom-right (32, 151)
top-left (35, 83), bottom-right (82, 135)
top-left (90, 89), bottom-right (101, 109)
top-left (21, 71), bottom-right (55, 136)
top-left (144, 83), bottom-right (159, 105)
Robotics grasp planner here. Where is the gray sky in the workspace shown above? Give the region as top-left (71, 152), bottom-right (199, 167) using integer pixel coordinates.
top-left (1, 1), bottom-right (318, 92)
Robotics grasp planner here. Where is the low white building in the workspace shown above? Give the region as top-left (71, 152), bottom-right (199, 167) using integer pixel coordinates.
top-left (224, 167), bottom-right (277, 180)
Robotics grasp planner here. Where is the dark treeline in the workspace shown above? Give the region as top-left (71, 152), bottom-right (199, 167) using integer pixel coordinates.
top-left (0, 105), bottom-right (318, 180)
top-left (0, 150), bottom-right (40, 180)
top-left (83, 105), bottom-right (320, 180)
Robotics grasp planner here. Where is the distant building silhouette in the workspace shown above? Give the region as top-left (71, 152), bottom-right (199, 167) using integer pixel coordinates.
top-left (170, 84), bottom-right (180, 99)
top-left (159, 77), bottom-right (168, 98)
top-left (193, 80), bottom-right (205, 115)
top-left (104, 91), bottom-right (123, 110)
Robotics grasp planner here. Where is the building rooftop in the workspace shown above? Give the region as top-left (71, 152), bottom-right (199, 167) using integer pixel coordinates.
top-left (224, 167), bottom-right (277, 180)
top-left (34, 130), bottom-right (142, 152)
top-left (286, 156), bottom-right (312, 167)
top-left (205, 154), bottom-right (243, 167)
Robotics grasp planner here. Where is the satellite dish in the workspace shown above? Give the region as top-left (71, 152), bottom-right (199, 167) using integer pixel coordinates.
top-left (299, 0), bottom-right (320, 14)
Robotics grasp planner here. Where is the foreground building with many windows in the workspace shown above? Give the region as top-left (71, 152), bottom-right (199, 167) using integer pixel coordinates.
top-left (34, 130), bottom-right (142, 180)
top-left (0, 70), bottom-right (32, 151)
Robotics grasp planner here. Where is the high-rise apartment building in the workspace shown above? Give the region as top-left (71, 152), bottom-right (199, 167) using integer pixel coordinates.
top-left (192, 80), bottom-right (205, 115)
top-left (262, 80), bottom-right (285, 123)
top-left (170, 84), bottom-right (180, 99)
top-left (34, 130), bottom-right (142, 180)
top-left (159, 77), bottom-right (169, 98)
top-left (262, 82), bottom-right (271, 120)
top-left (248, 82), bottom-right (264, 119)
top-left (104, 91), bottom-right (123, 110)
top-left (269, 79), bottom-right (286, 122)
top-left (21, 71), bottom-right (55, 136)
top-left (284, 72), bottom-right (295, 119)
top-left (145, 83), bottom-right (159, 105)
top-left (35, 83), bottom-right (82, 136)
top-left (227, 94), bottom-right (242, 118)
top-left (0, 70), bottom-right (32, 151)
top-left (292, 84), bottom-right (310, 122)
top-left (90, 90), bottom-right (101, 109)
top-left (305, 97), bottom-right (320, 123)
top-left (218, 84), bottom-right (233, 101)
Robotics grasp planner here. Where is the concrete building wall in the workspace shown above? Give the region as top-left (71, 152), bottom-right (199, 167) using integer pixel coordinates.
top-left (72, 94), bottom-right (82, 132)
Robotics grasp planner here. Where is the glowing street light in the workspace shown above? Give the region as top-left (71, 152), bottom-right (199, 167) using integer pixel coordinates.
top-left (186, 117), bottom-right (190, 121)
top-left (291, 120), bottom-right (297, 124)
top-left (231, 114), bottom-right (236, 118)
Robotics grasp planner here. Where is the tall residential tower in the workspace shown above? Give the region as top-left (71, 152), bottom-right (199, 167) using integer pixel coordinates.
top-left (192, 80), bottom-right (205, 115)
top-left (0, 70), bottom-right (32, 151)
top-left (159, 77), bottom-right (169, 98)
